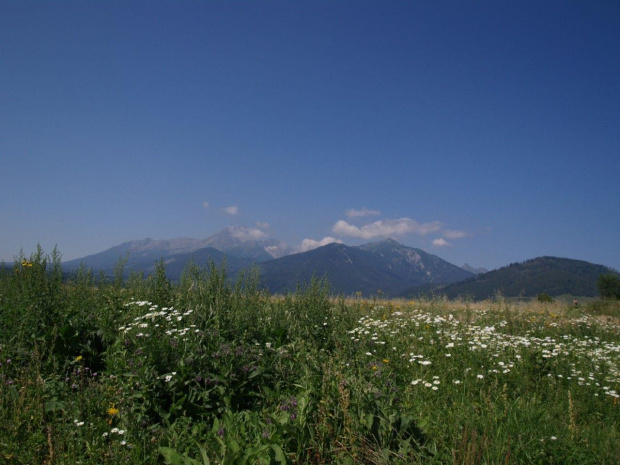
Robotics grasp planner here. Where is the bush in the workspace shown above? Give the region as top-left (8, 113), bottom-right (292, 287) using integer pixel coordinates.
top-left (537, 293), bottom-right (554, 303)
top-left (597, 274), bottom-right (620, 300)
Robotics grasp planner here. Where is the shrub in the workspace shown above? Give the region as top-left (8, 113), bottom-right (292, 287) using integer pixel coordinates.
top-left (597, 273), bottom-right (620, 300)
top-left (537, 293), bottom-right (554, 303)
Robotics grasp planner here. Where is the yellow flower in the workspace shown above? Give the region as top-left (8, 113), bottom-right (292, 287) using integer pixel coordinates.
top-left (383, 359), bottom-right (389, 364)
top-left (372, 365), bottom-right (378, 371)
top-left (75, 355), bottom-right (83, 362)
top-left (107, 407), bottom-right (119, 416)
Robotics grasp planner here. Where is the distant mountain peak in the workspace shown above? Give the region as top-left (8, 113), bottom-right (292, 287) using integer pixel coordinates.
top-left (260, 239), bottom-right (473, 296)
top-left (367, 237), bottom-right (402, 247)
top-left (462, 263), bottom-right (489, 275)
top-left (191, 226), bottom-right (291, 261)
top-left (380, 237), bottom-right (401, 245)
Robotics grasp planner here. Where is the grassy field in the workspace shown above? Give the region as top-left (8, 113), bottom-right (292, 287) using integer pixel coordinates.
top-left (1, 249), bottom-right (619, 464)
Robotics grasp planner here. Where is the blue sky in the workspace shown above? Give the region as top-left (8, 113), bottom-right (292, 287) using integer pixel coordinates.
top-left (1, 1), bottom-right (619, 271)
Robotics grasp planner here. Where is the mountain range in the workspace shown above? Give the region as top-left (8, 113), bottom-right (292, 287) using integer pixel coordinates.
top-left (60, 227), bottom-right (618, 299)
top-left (259, 239), bottom-right (473, 296)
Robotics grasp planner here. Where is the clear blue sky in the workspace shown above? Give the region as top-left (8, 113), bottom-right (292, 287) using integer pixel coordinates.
top-left (1, 1), bottom-right (619, 271)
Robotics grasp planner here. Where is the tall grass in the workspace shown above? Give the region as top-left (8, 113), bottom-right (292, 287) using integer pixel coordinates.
top-left (1, 249), bottom-right (619, 464)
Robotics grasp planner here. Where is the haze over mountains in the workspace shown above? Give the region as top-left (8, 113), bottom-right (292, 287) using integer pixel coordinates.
top-left (60, 227), bottom-right (618, 299)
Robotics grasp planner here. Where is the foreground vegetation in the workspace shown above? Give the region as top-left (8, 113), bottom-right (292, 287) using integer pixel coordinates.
top-left (1, 249), bottom-right (619, 464)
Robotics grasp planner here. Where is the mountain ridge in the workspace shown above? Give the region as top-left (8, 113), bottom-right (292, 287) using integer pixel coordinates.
top-left (258, 239), bottom-right (473, 296)
top-left (402, 256), bottom-right (619, 300)
top-left (58, 230), bottom-right (616, 299)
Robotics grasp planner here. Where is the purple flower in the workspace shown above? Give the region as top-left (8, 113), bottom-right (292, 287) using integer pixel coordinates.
top-left (217, 427), bottom-right (225, 438)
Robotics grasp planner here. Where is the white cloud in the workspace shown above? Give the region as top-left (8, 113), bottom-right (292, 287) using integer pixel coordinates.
top-left (256, 221), bottom-right (269, 230)
top-left (229, 226), bottom-right (266, 241)
top-left (433, 238), bottom-right (451, 247)
top-left (332, 218), bottom-right (441, 239)
top-left (299, 236), bottom-right (343, 252)
top-left (223, 205), bottom-right (239, 216)
top-left (345, 207), bottom-right (382, 218)
top-left (444, 229), bottom-right (468, 239)
top-left (202, 201), bottom-right (210, 209)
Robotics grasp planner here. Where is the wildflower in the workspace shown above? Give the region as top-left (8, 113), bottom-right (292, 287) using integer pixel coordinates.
top-left (75, 356), bottom-right (82, 362)
top-left (107, 407), bottom-right (119, 416)
top-left (477, 374), bottom-right (484, 379)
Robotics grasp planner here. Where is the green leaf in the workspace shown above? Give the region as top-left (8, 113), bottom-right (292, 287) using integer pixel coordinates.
top-left (159, 447), bottom-right (203, 465)
top-left (228, 439), bottom-right (240, 454)
top-left (270, 444), bottom-right (287, 464)
top-left (196, 443), bottom-right (211, 465)
top-left (242, 444), bottom-right (269, 461)
top-left (44, 400), bottom-right (65, 413)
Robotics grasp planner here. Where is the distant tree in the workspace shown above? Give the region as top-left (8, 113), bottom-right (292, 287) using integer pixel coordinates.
top-left (537, 293), bottom-right (554, 303)
top-left (597, 274), bottom-right (620, 300)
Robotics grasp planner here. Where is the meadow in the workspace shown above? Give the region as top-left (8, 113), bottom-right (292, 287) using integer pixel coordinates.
top-left (1, 248), bottom-right (619, 464)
